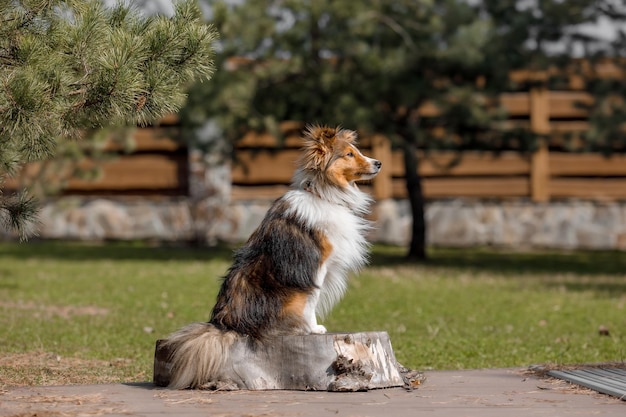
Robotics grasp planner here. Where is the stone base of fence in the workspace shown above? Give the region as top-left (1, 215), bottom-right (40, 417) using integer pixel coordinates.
top-left (3, 197), bottom-right (626, 251)
top-left (373, 199), bottom-right (626, 250)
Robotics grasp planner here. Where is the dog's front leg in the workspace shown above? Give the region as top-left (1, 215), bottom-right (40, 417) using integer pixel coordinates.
top-left (304, 264), bottom-right (327, 334)
top-left (304, 289), bottom-right (326, 334)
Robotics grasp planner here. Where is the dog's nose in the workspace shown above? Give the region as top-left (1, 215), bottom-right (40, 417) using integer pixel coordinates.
top-left (374, 160), bottom-right (382, 169)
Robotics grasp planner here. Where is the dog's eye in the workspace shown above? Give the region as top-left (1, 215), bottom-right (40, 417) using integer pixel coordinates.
top-left (346, 152), bottom-right (354, 157)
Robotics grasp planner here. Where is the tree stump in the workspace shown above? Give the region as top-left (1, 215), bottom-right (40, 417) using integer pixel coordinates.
top-left (153, 331), bottom-right (409, 391)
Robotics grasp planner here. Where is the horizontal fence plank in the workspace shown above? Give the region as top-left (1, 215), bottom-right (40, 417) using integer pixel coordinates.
top-left (550, 120), bottom-right (590, 132)
top-left (392, 177), bottom-right (530, 199)
top-left (5, 153), bottom-right (187, 194)
top-left (231, 185), bottom-right (290, 201)
top-left (231, 184), bottom-right (375, 201)
top-left (500, 93), bottom-right (530, 117)
top-left (236, 121), bottom-right (305, 148)
top-left (156, 113), bottom-right (180, 126)
top-left (416, 91), bottom-right (594, 120)
top-left (128, 129), bottom-right (182, 151)
top-left (549, 91), bottom-right (593, 118)
top-left (417, 94), bottom-right (530, 118)
top-left (551, 178), bottom-right (626, 199)
top-left (235, 124), bottom-right (378, 149)
top-left (100, 128), bottom-right (182, 152)
top-left (416, 101), bottom-right (441, 117)
top-left (550, 153), bottom-right (626, 176)
top-left (237, 133), bottom-right (303, 148)
top-left (510, 59), bottom-right (625, 85)
top-left (67, 154), bottom-right (186, 191)
top-left (232, 150), bottom-right (299, 184)
top-left (389, 151), bottom-right (531, 178)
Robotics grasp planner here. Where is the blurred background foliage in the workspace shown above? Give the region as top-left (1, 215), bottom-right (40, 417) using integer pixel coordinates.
top-left (181, 0), bottom-right (626, 152)
top-left (180, 0), bottom-right (626, 258)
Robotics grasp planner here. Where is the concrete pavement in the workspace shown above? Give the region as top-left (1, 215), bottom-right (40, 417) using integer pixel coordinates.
top-left (1, 368), bottom-right (623, 416)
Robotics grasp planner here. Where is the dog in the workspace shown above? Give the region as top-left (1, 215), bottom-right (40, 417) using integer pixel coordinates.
top-left (162, 125), bottom-right (382, 389)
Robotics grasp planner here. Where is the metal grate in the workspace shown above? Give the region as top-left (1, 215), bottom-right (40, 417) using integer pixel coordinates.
top-left (548, 368), bottom-right (626, 401)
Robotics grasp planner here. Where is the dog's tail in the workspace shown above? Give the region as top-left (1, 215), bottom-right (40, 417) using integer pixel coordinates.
top-left (161, 322), bottom-right (237, 389)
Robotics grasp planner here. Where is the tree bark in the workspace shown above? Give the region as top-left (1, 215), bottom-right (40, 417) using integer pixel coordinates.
top-left (403, 139), bottom-right (427, 260)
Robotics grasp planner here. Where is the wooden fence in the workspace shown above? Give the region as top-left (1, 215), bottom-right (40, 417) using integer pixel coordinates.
top-left (5, 88), bottom-right (626, 202)
top-left (231, 123), bottom-right (626, 203)
top-left (231, 84), bottom-right (626, 202)
top-left (4, 115), bottom-right (188, 196)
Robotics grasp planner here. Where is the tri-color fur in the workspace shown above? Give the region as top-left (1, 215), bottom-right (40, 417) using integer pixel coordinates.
top-left (163, 125), bottom-right (382, 389)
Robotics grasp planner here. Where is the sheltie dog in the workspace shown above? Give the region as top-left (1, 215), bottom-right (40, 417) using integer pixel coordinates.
top-left (162, 125), bottom-right (382, 389)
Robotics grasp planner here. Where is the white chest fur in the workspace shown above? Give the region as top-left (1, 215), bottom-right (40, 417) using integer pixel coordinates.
top-left (284, 189), bottom-right (372, 317)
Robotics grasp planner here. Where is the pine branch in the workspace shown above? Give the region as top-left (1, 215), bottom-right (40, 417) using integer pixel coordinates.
top-left (0, 192), bottom-right (39, 241)
top-left (0, 0), bottom-right (218, 239)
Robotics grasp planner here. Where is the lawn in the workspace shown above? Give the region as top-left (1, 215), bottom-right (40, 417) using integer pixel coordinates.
top-left (0, 241), bottom-right (624, 387)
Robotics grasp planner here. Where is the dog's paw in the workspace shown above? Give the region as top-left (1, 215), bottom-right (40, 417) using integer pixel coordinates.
top-left (310, 324), bottom-right (327, 334)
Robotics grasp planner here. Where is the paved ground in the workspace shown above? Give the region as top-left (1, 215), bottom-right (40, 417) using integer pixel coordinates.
top-left (1, 368), bottom-right (623, 417)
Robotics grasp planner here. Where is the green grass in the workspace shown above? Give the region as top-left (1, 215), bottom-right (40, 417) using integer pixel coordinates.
top-left (334, 246), bottom-right (626, 370)
top-left (0, 241), bottom-right (625, 386)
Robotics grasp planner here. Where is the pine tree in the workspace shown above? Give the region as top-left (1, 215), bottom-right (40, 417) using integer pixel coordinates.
top-left (0, 0), bottom-right (217, 239)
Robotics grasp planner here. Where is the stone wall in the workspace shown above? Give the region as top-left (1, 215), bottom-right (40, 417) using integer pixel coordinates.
top-left (6, 137), bottom-right (626, 250)
top-left (11, 196), bottom-right (626, 251)
top-left (33, 197), bottom-right (196, 241)
top-left (373, 199), bottom-right (626, 251)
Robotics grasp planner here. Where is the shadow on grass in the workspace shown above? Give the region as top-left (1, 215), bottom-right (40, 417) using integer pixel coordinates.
top-left (0, 239), bottom-right (236, 263)
top-left (2, 241), bottom-right (625, 291)
top-left (371, 245), bottom-right (626, 296)
top-left (371, 245), bottom-right (626, 277)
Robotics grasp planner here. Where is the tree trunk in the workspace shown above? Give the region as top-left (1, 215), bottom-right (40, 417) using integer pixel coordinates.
top-left (153, 332), bottom-right (418, 391)
top-left (402, 139), bottom-right (427, 260)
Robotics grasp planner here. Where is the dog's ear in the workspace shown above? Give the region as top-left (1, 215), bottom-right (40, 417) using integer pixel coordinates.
top-left (305, 125), bottom-right (337, 147)
top-left (336, 128), bottom-right (357, 144)
top-left (300, 124), bottom-right (337, 170)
